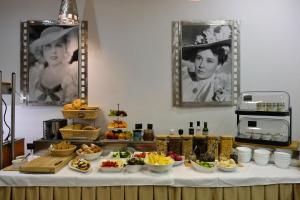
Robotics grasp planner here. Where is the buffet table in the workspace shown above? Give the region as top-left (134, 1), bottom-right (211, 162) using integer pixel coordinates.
top-left (1, 160), bottom-right (300, 200)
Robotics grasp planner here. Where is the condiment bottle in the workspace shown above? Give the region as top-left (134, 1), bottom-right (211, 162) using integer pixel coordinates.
top-left (202, 122), bottom-right (209, 136)
top-left (195, 121), bottom-right (201, 135)
top-left (143, 124), bottom-right (155, 141)
top-left (133, 123), bottom-right (143, 141)
top-left (189, 122), bottom-right (194, 135)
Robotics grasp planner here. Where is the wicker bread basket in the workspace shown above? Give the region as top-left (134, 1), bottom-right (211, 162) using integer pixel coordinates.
top-left (60, 126), bottom-right (101, 140)
top-left (61, 108), bottom-right (99, 119)
top-left (49, 145), bottom-right (76, 157)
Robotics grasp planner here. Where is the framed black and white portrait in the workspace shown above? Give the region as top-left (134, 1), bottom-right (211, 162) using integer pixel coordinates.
top-left (172, 20), bottom-right (240, 107)
top-left (20, 20), bottom-right (88, 106)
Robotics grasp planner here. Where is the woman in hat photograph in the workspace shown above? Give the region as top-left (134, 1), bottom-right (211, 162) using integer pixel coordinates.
top-left (28, 25), bottom-right (79, 104)
top-left (181, 25), bottom-right (232, 103)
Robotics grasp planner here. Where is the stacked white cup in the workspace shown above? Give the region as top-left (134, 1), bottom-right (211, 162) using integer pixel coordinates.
top-left (254, 149), bottom-right (271, 166)
top-left (274, 151), bottom-right (291, 168)
top-left (237, 147), bottom-right (252, 163)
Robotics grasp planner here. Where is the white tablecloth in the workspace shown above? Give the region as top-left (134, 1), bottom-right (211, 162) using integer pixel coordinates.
top-left (1, 159), bottom-right (300, 187)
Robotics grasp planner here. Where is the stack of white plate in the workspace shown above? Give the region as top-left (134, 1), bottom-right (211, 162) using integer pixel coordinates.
top-left (254, 149), bottom-right (271, 166)
top-left (274, 151), bottom-right (291, 168)
top-left (236, 147), bottom-right (252, 163)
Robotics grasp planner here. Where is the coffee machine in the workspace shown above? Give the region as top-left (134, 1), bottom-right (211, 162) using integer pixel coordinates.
top-left (43, 119), bottom-right (67, 140)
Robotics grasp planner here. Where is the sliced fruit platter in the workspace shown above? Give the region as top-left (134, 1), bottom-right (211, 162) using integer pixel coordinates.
top-left (69, 157), bottom-right (92, 173)
top-left (107, 120), bottom-right (128, 129)
top-left (99, 159), bottom-right (125, 172)
top-left (104, 130), bottom-right (132, 140)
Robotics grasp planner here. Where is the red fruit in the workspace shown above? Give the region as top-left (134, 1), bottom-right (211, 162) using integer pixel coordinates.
top-left (175, 155), bottom-right (182, 161)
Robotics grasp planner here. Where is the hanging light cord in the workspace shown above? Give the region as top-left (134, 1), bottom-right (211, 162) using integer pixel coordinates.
top-left (2, 98), bottom-right (11, 142)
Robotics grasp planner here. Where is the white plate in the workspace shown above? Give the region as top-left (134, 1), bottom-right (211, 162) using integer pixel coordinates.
top-left (173, 156), bottom-right (185, 166)
top-left (191, 161), bottom-right (216, 173)
top-left (217, 165), bottom-right (237, 172)
top-left (68, 160), bottom-right (92, 173)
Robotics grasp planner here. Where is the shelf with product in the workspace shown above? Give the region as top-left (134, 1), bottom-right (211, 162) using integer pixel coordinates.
top-left (235, 91), bottom-right (292, 146)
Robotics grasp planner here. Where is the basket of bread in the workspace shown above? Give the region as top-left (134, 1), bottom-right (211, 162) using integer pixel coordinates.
top-left (62, 99), bottom-right (99, 119)
top-left (76, 144), bottom-right (103, 160)
top-left (49, 141), bottom-right (77, 157)
top-left (59, 124), bottom-right (101, 140)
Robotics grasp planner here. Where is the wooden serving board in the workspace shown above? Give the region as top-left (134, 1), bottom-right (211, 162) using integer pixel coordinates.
top-left (19, 153), bottom-right (75, 173)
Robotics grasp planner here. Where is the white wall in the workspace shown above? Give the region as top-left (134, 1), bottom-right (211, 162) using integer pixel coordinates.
top-left (1, 0), bottom-right (300, 147)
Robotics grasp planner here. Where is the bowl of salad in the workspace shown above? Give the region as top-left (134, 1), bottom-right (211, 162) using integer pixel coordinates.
top-left (125, 157), bottom-right (145, 173)
top-left (191, 160), bottom-right (216, 173)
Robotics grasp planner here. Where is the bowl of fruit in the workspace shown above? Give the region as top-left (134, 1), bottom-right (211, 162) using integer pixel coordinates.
top-left (144, 152), bottom-right (174, 173)
top-left (191, 152), bottom-right (216, 173)
top-left (166, 151), bottom-right (184, 166)
top-left (125, 157), bottom-right (145, 173)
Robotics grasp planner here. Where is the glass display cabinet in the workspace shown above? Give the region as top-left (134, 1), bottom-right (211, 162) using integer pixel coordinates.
top-left (235, 91), bottom-right (292, 146)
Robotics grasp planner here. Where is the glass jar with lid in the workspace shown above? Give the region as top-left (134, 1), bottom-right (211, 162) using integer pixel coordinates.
top-left (155, 135), bottom-right (168, 154)
top-left (181, 135), bottom-right (193, 160)
top-left (168, 135), bottom-right (182, 155)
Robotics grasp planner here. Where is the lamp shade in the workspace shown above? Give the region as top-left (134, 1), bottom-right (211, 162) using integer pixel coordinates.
top-left (58, 0), bottom-right (79, 24)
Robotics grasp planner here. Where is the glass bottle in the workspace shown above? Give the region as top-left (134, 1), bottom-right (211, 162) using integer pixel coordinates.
top-left (143, 124), bottom-right (155, 141)
top-left (195, 121), bottom-right (201, 135)
top-left (133, 123), bottom-right (142, 141)
top-left (202, 122), bottom-right (209, 136)
top-left (188, 122), bottom-right (194, 135)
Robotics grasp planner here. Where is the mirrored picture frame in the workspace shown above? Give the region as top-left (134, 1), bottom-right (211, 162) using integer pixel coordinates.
top-left (20, 20), bottom-right (88, 106)
top-left (172, 20), bottom-right (240, 107)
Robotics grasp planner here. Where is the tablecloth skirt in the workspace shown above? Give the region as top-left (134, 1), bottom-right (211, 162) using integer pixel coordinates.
top-left (1, 184), bottom-right (300, 200)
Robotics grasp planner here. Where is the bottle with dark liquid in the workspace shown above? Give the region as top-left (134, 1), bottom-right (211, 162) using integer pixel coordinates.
top-left (202, 122), bottom-right (209, 136)
top-left (189, 122), bottom-right (194, 135)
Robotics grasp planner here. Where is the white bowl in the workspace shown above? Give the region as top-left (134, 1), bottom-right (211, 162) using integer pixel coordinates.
top-left (261, 134), bottom-right (272, 140)
top-left (274, 151), bottom-right (291, 158)
top-left (254, 155), bottom-right (269, 166)
top-left (239, 133), bottom-right (251, 139)
top-left (254, 149), bottom-right (271, 156)
top-left (274, 157), bottom-right (291, 168)
top-left (191, 161), bottom-right (217, 173)
top-left (252, 133), bottom-right (261, 139)
top-left (125, 165), bottom-right (143, 173)
top-left (76, 150), bottom-right (103, 161)
top-left (173, 156), bottom-right (185, 166)
top-left (238, 153), bottom-right (252, 163)
top-left (145, 162), bottom-right (174, 173)
top-left (236, 147), bottom-right (252, 153)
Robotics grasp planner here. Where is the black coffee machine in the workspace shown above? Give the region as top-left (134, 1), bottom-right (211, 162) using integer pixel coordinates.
top-left (43, 119), bottom-right (67, 140)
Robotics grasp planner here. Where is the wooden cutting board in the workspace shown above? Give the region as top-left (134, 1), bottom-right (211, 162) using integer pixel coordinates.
top-left (19, 153), bottom-right (75, 173)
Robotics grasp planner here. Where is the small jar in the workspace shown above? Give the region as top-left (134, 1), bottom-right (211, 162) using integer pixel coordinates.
top-left (168, 135), bottom-right (182, 155)
top-left (181, 135), bottom-right (193, 160)
top-left (155, 135), bottom-right (168, 154)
